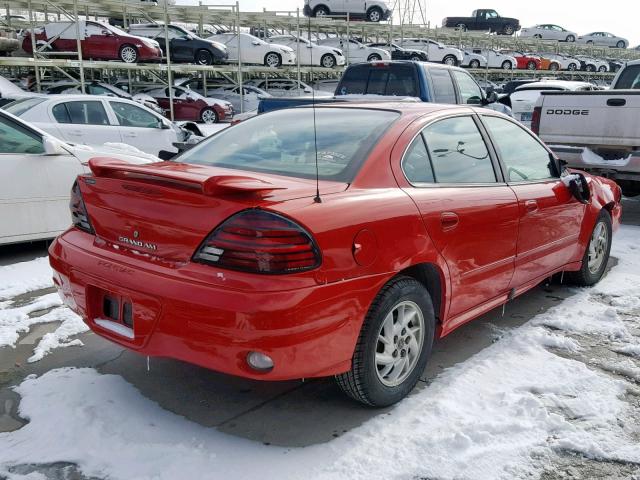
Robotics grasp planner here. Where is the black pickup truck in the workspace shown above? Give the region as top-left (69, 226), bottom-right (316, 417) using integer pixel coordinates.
top-left (442, 9), bottom-right (520, 35)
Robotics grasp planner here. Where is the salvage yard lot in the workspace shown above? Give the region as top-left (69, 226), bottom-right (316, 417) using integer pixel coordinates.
top-left (0, 198), bottom-right (639, 480)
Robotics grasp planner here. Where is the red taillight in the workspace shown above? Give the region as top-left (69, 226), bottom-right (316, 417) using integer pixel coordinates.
top-left (194, 209), bottom-right (321, 274)
top-left (70, 180), bottom-right (94, 234)
top-left (531, 106), bottom-right (542, 135)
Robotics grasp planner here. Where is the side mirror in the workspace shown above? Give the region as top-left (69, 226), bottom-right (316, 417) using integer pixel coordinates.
top-left (252, 40), bottom-right (260, 45)
top-left (160, 120), bottom-right (172, 129)
top-left (562, 171), bottom-right (591, 204)
top-left (43, 136), bottom-right (68, 155)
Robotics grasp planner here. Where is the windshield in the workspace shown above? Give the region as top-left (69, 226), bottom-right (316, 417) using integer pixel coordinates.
top-left (4, 97), bottom-right (46, 116)
top-left (615, 65), bottom-right (640, 89)
top-left (176, 107), bottom-right (400, 182)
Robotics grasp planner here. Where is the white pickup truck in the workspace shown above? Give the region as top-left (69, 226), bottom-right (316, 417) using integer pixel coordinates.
top-left (532, 59), bottom-right (640, 196)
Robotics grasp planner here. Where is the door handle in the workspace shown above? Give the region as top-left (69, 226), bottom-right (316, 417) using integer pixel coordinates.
top-left (440, 211), bottom-right (459, 231)
top-left (525, 199), bottom-right (538, 212)
top-left (123, 132), bottom-right (138, 138)
top-left (607, 98), bottom-right (626, 107)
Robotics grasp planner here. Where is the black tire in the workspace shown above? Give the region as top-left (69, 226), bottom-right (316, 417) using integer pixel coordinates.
top-left (119, 44), bottom-right (138, 63)
top-left (586, 64), bottom-right (596, 72)
top-left (502, 24), bottom-right (515, 35)
top-left (469, 59), bottom-right (480, 68)
top-left (616, 40), bottom-right (626, 49)
top-left (501, 60), bottom-right (512, 70)
top-left (549, 62), bottom-right (560, 71)
top-left (567, 210), bottom-right (612, 286)
top-left (367, 53), bottom-right (382, 62)
top-left (366, 7), bottom-right (383, 22)
top-left (566, 35), bottom-right (576, 42)
top-left (200, 107), bottom-right (218, 124)
top-left (598, 65), bottom-right (607, 72)
top-left (410, 55), bottom-right (422, 62)
top-left (335, 276), bottom-right (435, 407)
top-left (312, 5), bottom-right (330, 17)
top-left (456, 23), bottom-right (466, 32)
top-left (195, 49), bottom-right (213, 65)
top-left (320, 53), bottom-right (336, 68)
top-left (534, 34), bottom-right (542, 39)
top-left (586, 40), bottom-right (594, 45)
top-left (264, 52), bottom-right (282, 68)
top-left (567, 62), bottom-right (578, 71)
top-left (442, 54), bottom-right (457, 66)
top-left (527, 60), bottom-right (537, 70)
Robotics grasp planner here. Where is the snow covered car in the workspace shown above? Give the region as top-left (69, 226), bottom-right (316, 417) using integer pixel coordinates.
top-left (460, 50), bottom-right (487, 69)
top-left (519, 24), bottom-right (577, 42)
top-left (49, 103), bottom-right (621, 406)
top-left (394, 38), bottom-right (463, 65)
top-left (5, 95), bottom-right (188, 156)
top-left (470, 48), bottom-right (517, 70)
top-left (0, 108), bottom-right (154, 245)
top-left (44, 81), bottom-right (164, 114)
top-left (577, 32), bottom-right (628, 49)
top-left (208, 32), bottom-right (295, 67)
top-left (141, 86), bottom-right (234, 123)
top-left (0, 74), bottom-right (43, 107)
top-left (316, 37), bottom-right (390, 63)
top-left (245, 78), bottom-right (332, 98)
top-left (265, 35), bottom-right (345, 68)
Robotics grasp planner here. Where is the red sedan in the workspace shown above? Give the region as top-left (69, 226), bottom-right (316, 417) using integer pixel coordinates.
top-left (142, 86), bottom-right (234, 124)
top-left (49, 103), bottom-right (621, 406)
top-left (499, 49), bottom-right (541, 70)
top-left (22, 21), bottom-right (162, 63)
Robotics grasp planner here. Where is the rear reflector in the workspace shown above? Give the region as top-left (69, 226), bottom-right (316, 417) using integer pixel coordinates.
top-left (70, 180), bottom-right (95, 234)
top-left (193, 209), bottom-right (321, 274)
top-left (531, 106), bottom-right (542, 135)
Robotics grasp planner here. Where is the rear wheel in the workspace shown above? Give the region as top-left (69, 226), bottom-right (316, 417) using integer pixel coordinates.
top-left (566, 34), bottom-right (576, 42)
top-left (456, 23), bottom-right (466, 32)
top-left (616, 40), bottom-right (626, 49)
top-left (598, 65), bottom-right (607, 72)
top-left (200, 107), bottom-right (218, 124)
top-left (501, 60), bottom-right (513, 70)
top-left (119, 44), bottom-right (138, 63)
top-left (264, 52), bottom-right (282, 68)
top-left (335, 276), bottom-right (435, 407)
top-left (527, 60), bottom-right (537, 70)
top-left (567, 210), bottom-right (612, 286)
top-left (469, 59), bottom-right (480, 68)
top-left (443, 54), bottom-right (457, 66)
top-left (549, 62), bottom-right (560, 71)
top-left (320, 53), bottom-right (336, 68)
top-left (367, 53), bottom-right (382, 62)
top-left (312, 5), bottom-right (330, 17)
top-left (502, 24), bottom-right (515, 35)
top-left (366, 7), bottom-right (383, 22)
top-left (195, 49), bottom-right (213, 65)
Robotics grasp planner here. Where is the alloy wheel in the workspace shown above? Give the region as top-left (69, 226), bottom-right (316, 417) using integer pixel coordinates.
top-left (120, 46), bottom-right (137, 63)
top-left (321, 54), bottom-right (336, 68)
top-left (265, 53), bottom-right (280, 68)
top-left (588, 221), bottom-right (608, 274)
top-left (368, 9), bottom-right (381, 22)
top-left (201, 108), bottom-right (218, 124)
top-left (375, 301), bottom-right (425, 387)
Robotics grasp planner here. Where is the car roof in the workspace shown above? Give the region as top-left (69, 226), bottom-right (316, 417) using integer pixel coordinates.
top-left (515, 80), bottom-right (592, 91)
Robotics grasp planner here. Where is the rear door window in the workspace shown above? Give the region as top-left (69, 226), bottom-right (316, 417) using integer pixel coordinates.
top-left (615, 65), bottom-right (640, 89)
top-left (58, 101), bottom-right (110, 125)
top-left (428, 68), bottom-right (457, 104)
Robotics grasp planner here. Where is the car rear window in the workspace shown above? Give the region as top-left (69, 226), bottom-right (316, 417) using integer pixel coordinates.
top-left (336, 64), bottom-right (419, 97)
top-left (615, 65), bottom-right (640, 89)
top-left (176, 107), bottom-right (400, 182)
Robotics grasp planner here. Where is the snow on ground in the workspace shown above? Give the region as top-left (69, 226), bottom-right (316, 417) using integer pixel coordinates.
top-left (0, 258), bottom-right (87, 361)
top-left (0, 257), bottom-right (52, 300)
top-left (0, 227), bottom-right (639, 480)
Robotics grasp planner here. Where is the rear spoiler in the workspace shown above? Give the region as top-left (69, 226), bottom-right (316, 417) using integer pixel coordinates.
top-left (88, 157), bottom-right (286, 196)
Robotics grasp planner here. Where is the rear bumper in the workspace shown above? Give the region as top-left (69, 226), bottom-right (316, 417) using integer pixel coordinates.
top-left (550, 145), bottom-right (640, 180)
top-left (49, 230), bottom-right (388, 380)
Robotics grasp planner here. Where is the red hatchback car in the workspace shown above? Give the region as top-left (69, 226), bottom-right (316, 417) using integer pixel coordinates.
top-left (49, 103), bottom-right (621, 406)
top-left (22, 21), bottom-right (162, 63)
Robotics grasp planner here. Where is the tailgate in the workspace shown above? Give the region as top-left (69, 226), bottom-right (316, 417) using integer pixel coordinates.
top-left (538, 91), bottom-right (640, 148)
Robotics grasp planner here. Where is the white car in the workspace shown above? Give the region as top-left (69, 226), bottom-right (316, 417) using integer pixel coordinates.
top-left (510, 80), bottom-right (596, 129)
top-left (394, 38), bottom-right (463, 65)
top-left (316, 37), bottom-right (390, 63)
top-left (575, 55), bottom-right (609, 72)
top-left (0, 109), bottom-right (154, 245)
top-left (519, 24), bottom-right (577, 42)
top-left (460, 50), bottom-right (487, 68)
top-left (577, 32), bottom-right (628, 49)
top-left (244, 78), bottom-right (332, 98)
top-left (6, 95), bottom-right (185, 156)
top-left (0, 74), bottom-right (42, 106)
top-left (265, 35), bottom-right (345, 68)
top-left (303, 0), bottom-right (392, 22)
top-left (209, 33), bottom-right (295, 67)
top-left (539, 53), bottom-right (580, 71)
top-left (174, 78), bottom-right (270, 113)
top-left (470, 48), bottom-right (517, 70)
